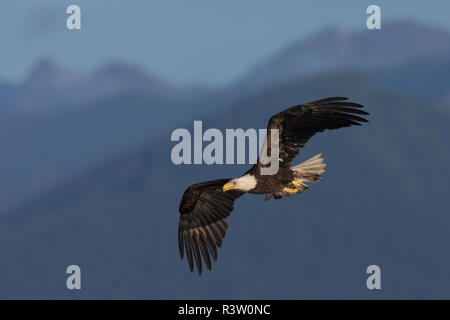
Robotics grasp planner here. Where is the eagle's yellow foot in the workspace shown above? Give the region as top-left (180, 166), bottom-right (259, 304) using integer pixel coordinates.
top-left (291, 180), bottom-right (301, 188)
top-left (283, 187), bottom-right (298, 195)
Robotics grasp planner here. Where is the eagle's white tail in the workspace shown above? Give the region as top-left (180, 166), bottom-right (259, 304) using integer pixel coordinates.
top-left (292, 153), bottom-right (326, 178)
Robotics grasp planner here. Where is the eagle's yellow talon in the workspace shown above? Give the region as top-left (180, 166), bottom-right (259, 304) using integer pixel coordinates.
top-left (283, 187), bottom-right (298, 194)
top-left (291, 180), bottom-right (301, 188)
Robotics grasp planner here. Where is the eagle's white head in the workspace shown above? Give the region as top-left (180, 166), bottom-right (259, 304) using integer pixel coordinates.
top-left (222, 174), bottom-right (257, 192)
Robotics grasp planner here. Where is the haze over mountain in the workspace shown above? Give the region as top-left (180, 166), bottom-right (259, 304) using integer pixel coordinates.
top-left (1, 21), bottom-right (449, 112)
top-left (0, 71), bottom-right (449, 298)
top-left (2, 58), bottom-right (218, 112)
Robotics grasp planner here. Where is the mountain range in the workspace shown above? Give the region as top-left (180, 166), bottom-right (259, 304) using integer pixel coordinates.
top-left (2, 21), bottom-right (450, 112)
top-left (0, 71), bottom-right (449, 298)
top-left (237, 21), bottom-right (450, 99)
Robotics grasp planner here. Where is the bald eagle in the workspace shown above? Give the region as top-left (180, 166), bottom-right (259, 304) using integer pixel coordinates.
top-left (178, 97), bottom-right (369, 274)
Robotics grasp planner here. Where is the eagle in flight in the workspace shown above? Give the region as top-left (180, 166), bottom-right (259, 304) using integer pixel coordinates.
top-left (178, 97), bottom-right (369, 274)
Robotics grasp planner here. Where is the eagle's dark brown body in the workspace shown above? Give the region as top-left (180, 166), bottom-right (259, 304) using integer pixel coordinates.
top-left (247, 166), bottom-right (294, 195)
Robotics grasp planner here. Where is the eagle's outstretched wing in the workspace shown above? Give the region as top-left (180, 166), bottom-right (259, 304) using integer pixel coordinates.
top-left (259, 97), bottom-right (369, 168)
top-left (178, 179), bottom-right (244, 274)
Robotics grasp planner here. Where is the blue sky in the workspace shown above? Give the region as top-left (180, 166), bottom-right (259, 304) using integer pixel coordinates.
top-left (1, 0), bottom-right (449, 86)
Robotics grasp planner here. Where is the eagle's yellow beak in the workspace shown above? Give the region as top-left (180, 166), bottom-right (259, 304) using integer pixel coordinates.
top-left (222, 182), bottom-right (236, 192)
